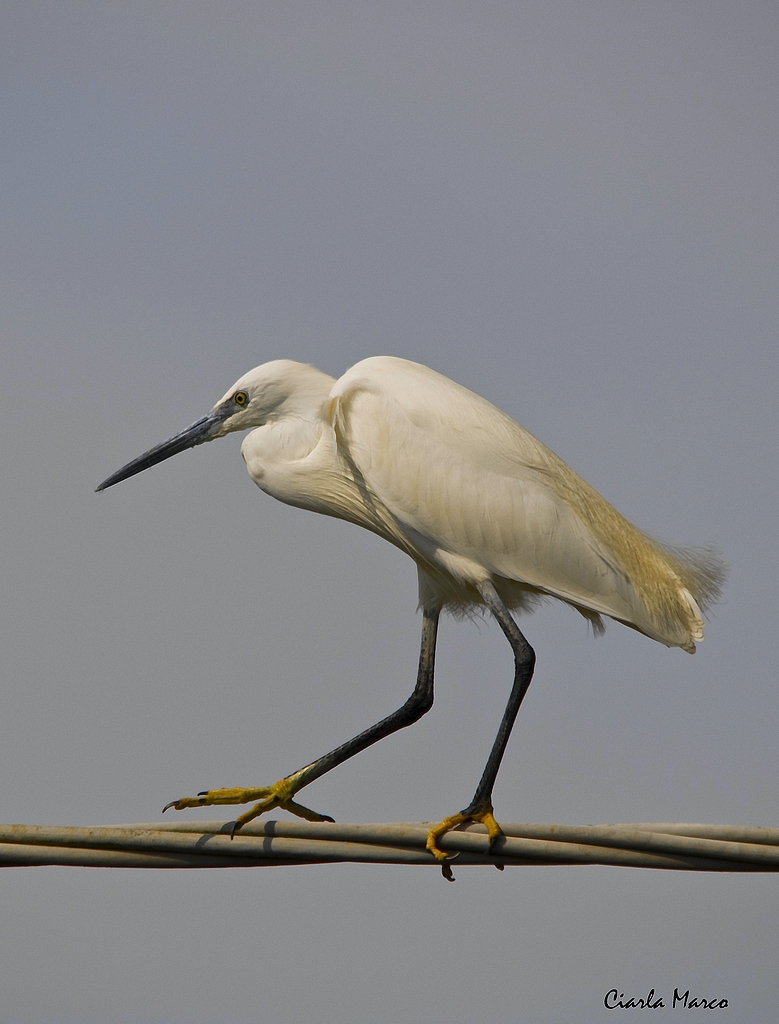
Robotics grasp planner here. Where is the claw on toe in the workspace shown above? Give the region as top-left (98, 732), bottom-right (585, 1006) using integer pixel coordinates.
top-left (161, 776), bottom-right (334, 836)
top-left (426, 805), bottom-right (505, 881)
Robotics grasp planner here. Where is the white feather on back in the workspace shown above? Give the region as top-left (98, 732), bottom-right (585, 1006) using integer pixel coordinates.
top-left (331, 357), bottom-right (724, 651)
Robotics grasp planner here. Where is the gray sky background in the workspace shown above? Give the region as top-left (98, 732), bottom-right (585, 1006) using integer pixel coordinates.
top-left (2, 3), bottom-right (777, 1021)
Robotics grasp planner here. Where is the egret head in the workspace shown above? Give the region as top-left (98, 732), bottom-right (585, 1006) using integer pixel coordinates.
top-left (95, 360), bottom-right (324, 492)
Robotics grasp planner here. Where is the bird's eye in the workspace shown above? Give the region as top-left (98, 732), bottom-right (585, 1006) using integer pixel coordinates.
top-left (233, 391), bottom-right (248, 406)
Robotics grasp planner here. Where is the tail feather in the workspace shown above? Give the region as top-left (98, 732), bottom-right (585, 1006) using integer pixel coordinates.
top-left (665, 543), bottom-right (729, 614)
top-left (649, 542), bottom-right (728, 652)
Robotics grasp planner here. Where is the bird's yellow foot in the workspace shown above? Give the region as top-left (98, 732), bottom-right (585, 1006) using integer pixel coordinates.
top-left (426, 804), bottom-right (504, 881)
top-left (162, 775), bottom-right (334, 836)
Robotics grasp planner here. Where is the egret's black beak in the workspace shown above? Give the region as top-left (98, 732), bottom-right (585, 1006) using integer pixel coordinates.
top-left (96, 402), bottom-right (234, 492)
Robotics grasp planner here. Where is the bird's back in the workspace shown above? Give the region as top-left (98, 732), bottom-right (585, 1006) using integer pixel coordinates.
top-left (331, 357), bottom-right (725, 652)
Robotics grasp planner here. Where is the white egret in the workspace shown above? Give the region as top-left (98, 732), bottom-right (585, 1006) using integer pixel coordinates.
top-left (97, 357), bottom-right (725, 878)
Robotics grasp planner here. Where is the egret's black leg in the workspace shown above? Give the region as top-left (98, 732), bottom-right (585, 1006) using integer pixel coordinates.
top-left (284, 606), bottom-right (440, 791)
top-left (426, 580), bottom-right (535, 878)
top-left (164, 608), bottom-right (440, 830)
top-left (463, 580), bottom-right (536, 816)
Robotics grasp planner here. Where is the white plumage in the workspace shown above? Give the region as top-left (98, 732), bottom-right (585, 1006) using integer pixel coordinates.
top-left (231, 356), bottom-right (722, 652)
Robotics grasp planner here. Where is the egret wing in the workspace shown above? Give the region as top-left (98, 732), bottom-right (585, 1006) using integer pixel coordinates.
top-left (331, 358), bottom-right (647, 627)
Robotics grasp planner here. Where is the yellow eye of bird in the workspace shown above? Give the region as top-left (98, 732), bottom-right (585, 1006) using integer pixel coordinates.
top-left (234, 391), bottom-right (248, 406)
